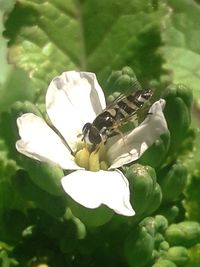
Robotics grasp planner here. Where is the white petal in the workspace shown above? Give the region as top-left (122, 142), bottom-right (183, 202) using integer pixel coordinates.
top-left (16, 113), bottom-right (80, 170)
top-left (46, 71), bottom-right (106, 151)
top-left (107, 99), bottom-right (168, 169)
top-left (61, 169), bottom-right (135, 216)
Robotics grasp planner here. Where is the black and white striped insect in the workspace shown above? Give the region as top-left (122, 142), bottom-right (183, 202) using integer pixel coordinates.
top-left (82, 89), bottom-right (153, 147)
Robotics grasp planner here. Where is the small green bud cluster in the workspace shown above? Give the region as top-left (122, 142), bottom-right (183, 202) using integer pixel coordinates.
top-left (0, 67), bottom-right (198, 267)
top-left (106, 66), bottom-right (142, 97)
top-left (124, 215), bottom-right (200, 267)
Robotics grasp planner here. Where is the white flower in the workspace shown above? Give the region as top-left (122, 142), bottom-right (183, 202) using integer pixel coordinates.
top-left (16, 71), bottom-right (168, 217)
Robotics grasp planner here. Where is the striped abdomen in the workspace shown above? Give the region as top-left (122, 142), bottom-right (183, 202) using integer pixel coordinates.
top-left (82, 89), bottom-right (153, 146)
top-left (111, 89), bottom-right (153, 120)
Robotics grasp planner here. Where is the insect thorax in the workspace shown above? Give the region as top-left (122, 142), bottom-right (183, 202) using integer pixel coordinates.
top-left (82, 111), bottom-right (116, 145)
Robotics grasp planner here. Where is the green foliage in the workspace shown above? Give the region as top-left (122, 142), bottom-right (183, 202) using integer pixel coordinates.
top-left (3, 0), bottom-right (166, 101)
top-left (12, 169), bottom-right (67, 217)
top-left (161, 0), bottom-right (200, 107)
top-left (152, 259), bottom-right (177, 267)
top-left (0, 0), bottom-right (200, 266)
top-left (0, 4), bottom-right (36, 112)
top-left (184, 168), bottom-right (200, 221)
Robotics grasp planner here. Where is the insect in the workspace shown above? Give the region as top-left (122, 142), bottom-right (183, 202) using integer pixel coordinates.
top-left (82, 89), bottom-right (153, 147)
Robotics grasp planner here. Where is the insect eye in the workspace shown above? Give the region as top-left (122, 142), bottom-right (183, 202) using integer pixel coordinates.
top-left (89, 127), bottom-right (102, 145)
top-left (82, 123), bottom-right (102, 145)
top-left (82, 123), bottom-right (92, 135)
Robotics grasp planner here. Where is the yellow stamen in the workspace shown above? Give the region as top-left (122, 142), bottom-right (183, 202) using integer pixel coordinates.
top-left (75, 147), bottom-right (90, 169)
top-left (75, 143), bottom-right (109, 171)
top-left (89, 150), bottom-right (100, 171)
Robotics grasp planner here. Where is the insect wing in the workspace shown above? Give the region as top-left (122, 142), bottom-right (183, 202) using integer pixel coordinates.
top-left (105, 92), bottom-right (127, 110)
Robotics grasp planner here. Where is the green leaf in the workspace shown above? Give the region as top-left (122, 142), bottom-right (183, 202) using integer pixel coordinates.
top-left (0, 5), bottom-right (36, 112)
top-left (0, 0), bottom-right (16, 11)
top-left (21, 158), bottom-right (65, 197)
top-left (12, 170), bottom-right (66, 217)
top-left (0, 67), bottom-right (36, 112)
top-left (161, 0), bottom-right (200, 106)
top-left (4, 0), bottom-right (166, 100)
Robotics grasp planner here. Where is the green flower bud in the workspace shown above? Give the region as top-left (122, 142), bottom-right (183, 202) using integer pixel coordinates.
top-left (159, 205), bottom-right (179, 224)
top-left (139, 132), bottom-right (170, 168)
top-left (147, 183), bottom-right (163, 215)
top-left (124, 226), bottom-right (154, 267)
top-left (12, 170), bottom-right (66, 217)
top-left (153, 249), bottom-right (160, 259)
top-left (140, 216), bottom-right (168, 251)
top-left (21, 157), bottom-right (64, 197)
top-left (121, 66), bottom-right (136, 77)
top-left (164, 246), bottom-right (189, 266)
top-left (106, 70), bottom-right (122, 89)
top-left (140, 215), bottom-right (168, 238)
top-left (154, 215), bottom-right (169, 232)
top-left (163, 84), bottom-right (192, 155)
top-left (152, 259), bottom-right (177, 267)
top-left (125, 164), bottom-right (162, 218)
top-left (163, 84), bottom-right (193, 110)
top-left (154, 233), bottom-right (165, 249)
top-left (158, 164), bottom-right (188, 202)
top-left (106, 67), bottom-right (141, 94)
top-left (165, 221), bottom-right (200, 247)
top-left (159, 241), bottom-right (170, 251)
top-left (68, 198), bottom-right (113, 227)
top-left (140, 217), bottom-right (156, 237)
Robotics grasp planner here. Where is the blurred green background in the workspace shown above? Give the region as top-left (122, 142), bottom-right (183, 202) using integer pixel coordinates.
top-left (0, 0), bottom-right (200, 266)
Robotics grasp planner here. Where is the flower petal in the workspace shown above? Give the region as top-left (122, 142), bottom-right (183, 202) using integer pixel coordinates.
top-left (46, 71), bottom-right (106, 151)
top-left (107, 99), bottom-right (168, 169)
top-left (61, 169), bottom-right (135, 216)
top-left (16, 113), bottom-right (80, 170)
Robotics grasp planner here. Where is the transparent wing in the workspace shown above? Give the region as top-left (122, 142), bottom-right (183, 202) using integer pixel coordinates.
top-left (105, 93), bottom-right (127, 110)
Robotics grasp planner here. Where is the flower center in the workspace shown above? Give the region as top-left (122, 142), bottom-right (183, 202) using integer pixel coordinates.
top-left (74, 144), bottom-right (109, 171)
